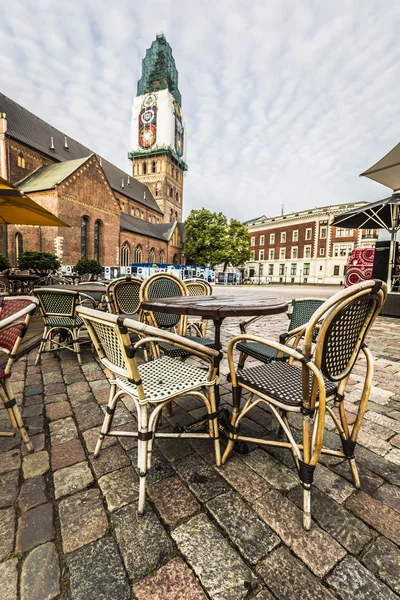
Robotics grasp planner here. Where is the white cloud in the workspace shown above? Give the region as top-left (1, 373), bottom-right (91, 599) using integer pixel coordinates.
top-left (1, 0), bottom-right (400, 220)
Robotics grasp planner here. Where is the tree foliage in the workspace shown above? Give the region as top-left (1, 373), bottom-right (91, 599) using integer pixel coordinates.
top-left (0, 253), bottom-right (10, 272)
top-left (18, 251), bottom-right (60, 274)
top-left (184, 209), bottom-right (251, 270)
top-left (74, 259), bottom-right (103, 276)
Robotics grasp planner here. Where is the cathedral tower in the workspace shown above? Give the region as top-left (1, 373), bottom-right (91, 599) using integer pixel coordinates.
top-left (129, 34), bottom-right (187, 223)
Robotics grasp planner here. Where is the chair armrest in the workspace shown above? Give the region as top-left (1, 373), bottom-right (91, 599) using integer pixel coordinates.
top-left (78, 293), bottom-right (97, 309)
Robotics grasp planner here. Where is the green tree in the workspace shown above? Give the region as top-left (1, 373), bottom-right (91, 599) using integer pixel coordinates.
top-left (184, 209), bottom-right (228, 267)
top-left (184, 209), bottom-right (251, 270)
top-left (18, 251), bottom-right (60, 275)
top-left (74, 259), bottom-right (102, 276)
top-left (222, 219), bottom-right (251, 272)
top-left (0, 253), bottom-right (10, 272)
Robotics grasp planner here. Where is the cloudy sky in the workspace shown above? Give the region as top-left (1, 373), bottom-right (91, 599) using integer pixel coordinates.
top-left (1, 0), bottom-right (400, 221)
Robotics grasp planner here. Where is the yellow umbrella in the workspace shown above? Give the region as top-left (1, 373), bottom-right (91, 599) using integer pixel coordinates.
top-left (0, 176), bottom-right (70, 227)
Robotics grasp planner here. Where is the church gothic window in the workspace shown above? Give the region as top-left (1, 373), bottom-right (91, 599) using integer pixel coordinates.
top-left (81, 216), bottom-right (89, 259)
top-left (173, 253), bottom-right (179, 264)
top-left (135, 208), bottom-right (140, 217)
top-left (135, 245), bottom-right (143, 263)
top-left (15, 233), bottom-right (23, 262)
top-left (94, 220), bottom-right (102, 262)
top-left (170, 209), bottom-right (174, 222)
top-left (149, 248), bottom-right (155, 263)
top-left (159, 250), bottom-right (165, 263)
top-left (17, 152), bottom-right (25, 169)
top-left (121, 242), bottom-right (130, 266)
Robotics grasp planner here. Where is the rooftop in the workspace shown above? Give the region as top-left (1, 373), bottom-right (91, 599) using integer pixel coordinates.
top-left (137, 34), bottom-right (182, 105)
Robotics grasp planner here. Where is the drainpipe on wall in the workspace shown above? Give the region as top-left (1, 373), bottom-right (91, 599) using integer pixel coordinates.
top-left (0, 113), bottom-right (8, 257)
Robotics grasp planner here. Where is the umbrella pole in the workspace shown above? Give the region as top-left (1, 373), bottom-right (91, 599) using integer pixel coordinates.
top-left (387, 203), bottom-right (399, 292)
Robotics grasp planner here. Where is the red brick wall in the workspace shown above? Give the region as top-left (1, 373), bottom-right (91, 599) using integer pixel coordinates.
top-left (251, 220), bottom-right (316, 260)
top-left (7, 140), bottom-right (54, 184)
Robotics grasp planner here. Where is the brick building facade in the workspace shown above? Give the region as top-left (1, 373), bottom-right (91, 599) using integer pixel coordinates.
top-left (0, 94), bottom-right (183, 268)
top-left (245, 204), bottom-right (378, 284)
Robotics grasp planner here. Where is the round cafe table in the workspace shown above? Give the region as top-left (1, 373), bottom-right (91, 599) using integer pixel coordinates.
top-left (140, 294), bottom-right (288, 404)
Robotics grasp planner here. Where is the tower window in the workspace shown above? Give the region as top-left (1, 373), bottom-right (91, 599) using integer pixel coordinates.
top-left (17, 152), bottom-right (25, 169)
top-left (81, 216), bottom-right (89, 259)
top-left (149, 248), bottom-right (155, 263)
top-left (152, 161), bottom-right (156, 173)
top-left (169, 187), bottom-right (173, 198)
top-left (159, 249), bottom-right (165, 263)
top-left (143, 162), bottom-right (147, 175)
top-left (121, 242), bottom-right (130, 267)
top-left (135, 245), bottom-right (143, 263)
top-left (155, 183), bottom-right (160, 197)
top-left (170, 209), bottom-right (174, 223)
top-left (176, 192), bottom-right (179, 203)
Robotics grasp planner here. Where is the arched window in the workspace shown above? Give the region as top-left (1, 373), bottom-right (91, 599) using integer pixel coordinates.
top-left (135, 245), bottom-right (142, 263)
top-left (172, 167), bottom-right (175, 178)
top-left (152, 216), bottom-right (156, 224)
top-left (155, 183), bottom-right (160, 197)
top-left (176, 192), bottom-right (179, 203)
top-left (170, 209), bottom-right (174, 223)
top-left (143, 162), bottom-right (147, 175)
top-left (17, 152), bottom-right (25, 169)
top-left (81, 216), bottom-right (89, 259)
top-left (152, 161), bottom-right (156, 173)
top-left (121, 242), bottom-right (130, 267)
top-left (159, 249), bottom-right (165, 263)
top-left (94, 220), bottom-right (102, 263)
top-left (173, 253), bottom-right (179, 264)
top-left (135, 208), bottom-right (140, 217)
top-left (149, 248), bottom-right (155, 263)
top-left (175, 211), bottom-right (178, 221)
top-left (15, 233), bottom-right (23, 262)
top-left (169, 187), bottom-right (173, 198)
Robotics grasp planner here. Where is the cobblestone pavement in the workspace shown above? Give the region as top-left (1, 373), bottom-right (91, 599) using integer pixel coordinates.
top-left (1, 285), bottom-right (400, 599)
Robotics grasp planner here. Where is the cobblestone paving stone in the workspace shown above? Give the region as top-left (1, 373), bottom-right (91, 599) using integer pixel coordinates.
top-left (0, 285), bottom-right (400, 598)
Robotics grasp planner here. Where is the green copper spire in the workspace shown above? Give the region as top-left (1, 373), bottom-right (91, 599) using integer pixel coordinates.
top-left (137, 34), bottom-right (182, 106)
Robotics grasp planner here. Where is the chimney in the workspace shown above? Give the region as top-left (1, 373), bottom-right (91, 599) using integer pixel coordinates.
top-left (143, 190), bottom-right (147, 201)
top-left (64, 135), bottom-right (69, 150)
top-left (281, 204), bottom-right (284, 216)
top-left (127, 176), bottom-right (130, 186)
top-left (50, 136), bottom-right (55, 151)
top-left (0, 113), bottom-right (7, 135)
top-left (121, 178), bottom-right (125, 189)
top-left (99, 156), bottom-right (102, 167)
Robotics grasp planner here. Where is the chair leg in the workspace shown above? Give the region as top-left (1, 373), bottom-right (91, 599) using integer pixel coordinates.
top-left (237, 352), bottom-right (247, 370)
top-left (303, 486), bottom-right (311, 530)
top-left (1, 380), bottom-right (33, 453)
top-left (137, 403), bottom-right (149, 515)
top-left (94, 384), bottom-right (117, 457)
top-left (72, 328), bottom-right (82, 365)
top-left (221, 384), bottom-right (242, 463)
top-left (207, 386), bottom-right (221, 466)
top-left (337, 401), bottom-right (360, 488)
top-left (35, 326), bottom-right (49, 366)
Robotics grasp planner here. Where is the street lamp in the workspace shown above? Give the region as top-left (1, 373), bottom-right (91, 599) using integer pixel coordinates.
top-left (258, 262), bottom-right (262, 285)
top-left (299, 269), bottom-right (302, 285)
top-left (284, 266), bottom-right (287, 285)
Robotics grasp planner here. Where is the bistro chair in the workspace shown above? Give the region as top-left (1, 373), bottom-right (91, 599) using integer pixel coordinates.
top-left (76, 306), bottom-right (221, 513)
top-left (34, 288), bottom-right (84, 365)
top-left (237, 298), bottom-right (325, 369)
top-left (0, 296), bottom-right (39, 452)
top-left (140, 273), bottom-right (219, 358)
top-left (222, 280), bottom-right (387, 529)
top-left (184, 278), bottom-right (212, 337)
top-left (105, 278), bottom-right (120, 313)
top-left (111, 276), bottom-right (143, 316)
top-left (0, 276), bottom-right (11, 295)
top-left (78, 281), bottom-right (106, 309)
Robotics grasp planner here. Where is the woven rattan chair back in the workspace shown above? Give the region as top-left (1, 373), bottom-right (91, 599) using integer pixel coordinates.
top-left (34, 288), bottom-right (79, 318)
top-left (78, 282), bottom-right (105, 304)
top-left (140, 273), bottom-right (187, 333)
top-left (306, 280), bottom-right (386, 383)
top-left (112, 277), bottom-right (143, 315)
top-left (184, 279), bottom-right (211, 297)
top-left (0, 297), bottom-right (37, 355)
top-left (288, 298), bottom-right (325, 340)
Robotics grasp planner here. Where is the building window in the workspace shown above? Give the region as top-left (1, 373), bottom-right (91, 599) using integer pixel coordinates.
top-left (303, 263), bottom-right (310, 276)
top-left (121, 242), bottom-right (130, 266)
top-left (17, 152), bottom-right (26, 169)
top-left (135, 245), bottom-right (142, 263)
top-left (159, 250), bottom-right (165, 263)
top-left (269, 233), bottom-right (275, 244)
top-left (343, 265), bottom-right (347, 276)
top-left (172, 167), bottom-right (175, 178)
top-left (173, 253), bottom-right (179, 264)
top-left (305, 228), bottom-right (312, 240)
top-left (152, 216), bottom-right (156, 223)
top-left (319, 265), bottom-right (323, 271)
top-left (143, 162), bottom-right (147, 175)
top-left (333, 265), bottom-right (340, 276)
top-left (135, 208), bottom-right (140, 217)
top-left (81, 216), bottom-right (89, 259)
top-left (291, 247), bottom-right (298, 259)
top-left (94, 220), bottom-right (102, 263)
top-left (260, 235), bottom-right (265, 246)
top-left (170, 209), bottom-right (174, 223)
top-left (149, 248), bottom-right (155, 263)
top-left (333, 243), bottom-right (353, 257)
top-left (320, 227), bottom-right (327, 239)
top-left (304, 245), bottom-right (312, 258)
top-left (279, 264), bottom-right (285, 276)
top-left (336, 227), bottom-right (353, 237)
top-left (320, 248), bottom-right (325, 256)
top-left (290, 263), bottom-right (297, 276)
top-left (250, 236), bottom-right (255, 247)
top-left (15, 233), bottom-right (23, 262)
top-left (176, 192), bottom-right (179, 203)
top-left (280, 232), bottom-right (286, 243)
top-left (169, 187), bottom-right (173, 198)
top-left (268, 248), bottom-right (275, 260)
top-left (259, 249), bottom-right (264, 260)
top-left (152, 161), bottom-right (156, 173)
top-left (268, 264), bottom-right (274, 276)
top-left (292, 230), bottom-right (299, 242)
top-left (279, 247), bottom-right (286, 260)
top-left (155, 183), bottom-right (159, 197)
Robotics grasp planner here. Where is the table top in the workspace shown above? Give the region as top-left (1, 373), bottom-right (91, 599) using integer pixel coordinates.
top-left (140, 294), bottom-right (288, 319)
top-left (39, 284), bottom-right (106, 293)
top-left (7, 274), bottom-right (40, 281)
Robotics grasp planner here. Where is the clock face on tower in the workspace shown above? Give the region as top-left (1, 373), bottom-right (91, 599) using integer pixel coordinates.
top-left (173, 100), bottom-right (184, 157)
top-left (138, 94), bottom-right (157, 148)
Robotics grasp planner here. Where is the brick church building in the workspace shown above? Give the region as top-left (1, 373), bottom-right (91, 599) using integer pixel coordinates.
top-left (0, 34), bottom-right (186, 269)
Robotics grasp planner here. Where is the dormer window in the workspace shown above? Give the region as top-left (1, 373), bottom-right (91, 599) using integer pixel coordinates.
top-left (17, 152), bottom-right (25, 169)
top-left (152, 161), bottom-right (156, 173)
